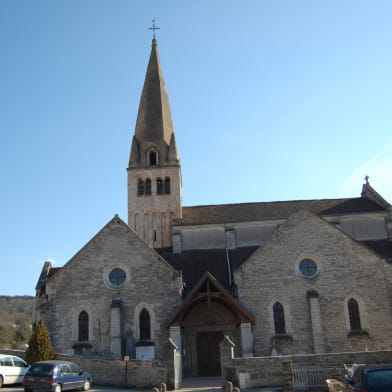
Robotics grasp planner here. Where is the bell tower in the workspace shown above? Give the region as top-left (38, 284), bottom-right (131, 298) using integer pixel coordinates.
top-left (127, 38), bottom-right (182, 248)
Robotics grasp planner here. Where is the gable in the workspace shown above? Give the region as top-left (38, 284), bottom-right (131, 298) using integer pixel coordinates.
top-left (166, 272), bottom-right (254, 327)
top-left (235, 209), bottom-right (386, 288)
top-left (45, 215), bottom-right (181, 294)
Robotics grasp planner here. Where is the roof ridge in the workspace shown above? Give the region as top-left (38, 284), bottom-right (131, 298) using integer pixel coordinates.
top-left (183, 197), bottom-right (356, 209)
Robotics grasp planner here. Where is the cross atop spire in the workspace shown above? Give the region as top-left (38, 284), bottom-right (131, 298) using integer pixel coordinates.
top-left (148, 18), bottom-right (160, 39)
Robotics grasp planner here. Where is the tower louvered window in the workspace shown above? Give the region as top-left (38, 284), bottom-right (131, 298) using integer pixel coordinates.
top-left (164, 177), bottom-right (170, 194)
top-left (145, 179), bottom-right (152, 195)
top-left (348, 298), bottom-right (361, 330)
top-left (138, 179), bottom-right (144, 196)
top-left (157, 178), bottom-right (163, 194)
top-left (149, 151), bottom-right (157, 166)
top-left (140, 308), bottom-right (151, 340)
top-left (78, 311), bottom-right (89, 341)
top-left (273, 302), bottom-right (286, 334)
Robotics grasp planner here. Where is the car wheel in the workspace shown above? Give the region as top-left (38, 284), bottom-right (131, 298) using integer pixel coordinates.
top-left (54, 383), bottom-right (62, 392)
top-left (82, 379), bottom-right (91, 391)
top-left (0, 376), bottom-right (3, 388)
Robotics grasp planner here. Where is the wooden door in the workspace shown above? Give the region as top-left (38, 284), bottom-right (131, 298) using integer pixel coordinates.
top-left (196, 331), bottom-right (223, 376)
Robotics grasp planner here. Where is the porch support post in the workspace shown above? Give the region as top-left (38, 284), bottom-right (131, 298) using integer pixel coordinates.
top-left (220, 335), bottom-right (236, 381)
top-left (169, 325), bottom-right (182, 351)
top-left (240, 323), bottom-right (254, 357)
top-left (169, 327), bottom-right (182, 389)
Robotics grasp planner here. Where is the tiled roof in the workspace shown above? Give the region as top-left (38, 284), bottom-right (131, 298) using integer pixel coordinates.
top-left (363, 240), bottom-right (392, 262)
top-left (157, 246), bottom-right (258, 291)
top-left (178, 197), bottom-right (385, 225)
top-left (158, 239), bottom-right (392, 293)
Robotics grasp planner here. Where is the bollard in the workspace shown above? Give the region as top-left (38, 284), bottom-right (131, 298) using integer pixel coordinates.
top-left (224, 381), bottom-right (233, 392)
top-left (160, 383), bottom-right (167, 392)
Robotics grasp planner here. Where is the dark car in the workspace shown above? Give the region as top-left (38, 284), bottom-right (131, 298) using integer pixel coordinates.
top-left (23, 360), bottom-right (92, 392)
top-left (347, 364), bottom-right (392, 392)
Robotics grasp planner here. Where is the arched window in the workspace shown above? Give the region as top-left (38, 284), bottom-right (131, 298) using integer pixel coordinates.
top-left (139, 308), bottom-right (151, 340)
top-left (164, 177), bottom-right (170, 194)
top-left (156, 178), bottom-right (163, 194)
top-left (273, 302), bottom-right (286, 334)
top-left (137, 179), bottom-right (144, 196)
top-left (149, 151), bottom-right (157, 166)
top-left (348, 298), bottom-right (361, 330)
top-left (78, 311), bottom-right (89, 341)
top-left (145, 179), bottom-right (151, 195)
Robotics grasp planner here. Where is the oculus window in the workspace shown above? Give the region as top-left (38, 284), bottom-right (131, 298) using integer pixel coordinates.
top-left (299, 259), bottom-right (318, 278)
top-left (109, 268), bottom-right (126, 286)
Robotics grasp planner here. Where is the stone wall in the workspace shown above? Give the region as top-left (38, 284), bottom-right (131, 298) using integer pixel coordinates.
top-left (221, 349), bottom-right (392, 389)
top-left (0, 349), bottom-right (168, 389)
top-left (37, 216), bottom-right (183, 362)
top-left (235, 210), bottom-right (392, 356)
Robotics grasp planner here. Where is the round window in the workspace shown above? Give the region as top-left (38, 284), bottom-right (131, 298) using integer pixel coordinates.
top-left (299, 259), bottom-right (318, 278)
top-left (109, 268), bottom-right (126, 286)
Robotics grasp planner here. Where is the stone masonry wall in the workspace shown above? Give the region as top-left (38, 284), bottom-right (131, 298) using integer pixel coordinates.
top-left (0, 349), bottom-right (168, 389)
top-left (38, 216), bottom-right (183, 363)
top-left (235, 210), bottom-right (392, 356)
top-left (223, 350), bottom-right (392, 389)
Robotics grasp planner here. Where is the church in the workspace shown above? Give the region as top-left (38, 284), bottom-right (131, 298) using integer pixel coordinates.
top-left (36, 38), bottom-right (392, 378)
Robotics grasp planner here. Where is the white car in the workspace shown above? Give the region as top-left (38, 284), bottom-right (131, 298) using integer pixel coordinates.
top-left (0, 354), bottom-right (29, 387)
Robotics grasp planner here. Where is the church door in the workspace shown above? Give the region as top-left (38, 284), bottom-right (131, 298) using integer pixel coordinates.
top-left (196, 331), bottom-right (223, 376)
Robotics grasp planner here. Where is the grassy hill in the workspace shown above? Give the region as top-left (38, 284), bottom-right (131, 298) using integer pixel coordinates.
top-left (0, 295), bottom-right (35, 317)
top-left (0, 296), bottom-right (35, 349)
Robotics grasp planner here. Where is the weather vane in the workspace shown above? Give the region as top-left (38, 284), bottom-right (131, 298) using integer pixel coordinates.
top-left (148, 18), bottom-right (160, 39)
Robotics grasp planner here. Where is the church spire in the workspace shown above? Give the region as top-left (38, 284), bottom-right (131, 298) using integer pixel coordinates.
top-left (127, 38), bottom-right (182, 248)
top-left (129, 38), bottom-right (179, 168)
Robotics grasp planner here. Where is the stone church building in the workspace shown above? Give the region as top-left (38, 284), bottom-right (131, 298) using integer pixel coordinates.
top-left (36, 38), bottom-right (392, 378)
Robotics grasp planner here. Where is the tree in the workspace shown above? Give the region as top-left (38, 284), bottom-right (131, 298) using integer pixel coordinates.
top-left (0, 325), bottom-right (14, 349)
top-left (25, 319), bottom-right (55, 364)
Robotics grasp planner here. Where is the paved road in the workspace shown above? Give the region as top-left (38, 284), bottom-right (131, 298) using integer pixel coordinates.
top-left (1, 377), bottom-right (223, 392)
top-left (1, 376), bottom-right (224, 392)
top-left (0, 386), bottom-right (146, 392)
top-left (0, 383), bottom-right (281, 392)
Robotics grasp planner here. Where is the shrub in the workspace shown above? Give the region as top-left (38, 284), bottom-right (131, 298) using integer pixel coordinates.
top-left (25, 319), bottom-right (54, 364)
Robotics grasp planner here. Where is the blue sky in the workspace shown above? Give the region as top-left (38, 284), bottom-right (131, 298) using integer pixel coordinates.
top-left (1, 0), bottom-right (391, 296)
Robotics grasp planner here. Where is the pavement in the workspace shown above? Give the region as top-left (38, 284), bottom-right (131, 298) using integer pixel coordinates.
top-left (1, 377), bottom-right (282, 392)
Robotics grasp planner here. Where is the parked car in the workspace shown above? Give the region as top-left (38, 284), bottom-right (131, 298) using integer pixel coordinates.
top-left (0, 354), bottom-right (29, 387)
top-left (23, 360), bottom-right (92, 392)
top-left (347, 364), bottom-right (392, 392)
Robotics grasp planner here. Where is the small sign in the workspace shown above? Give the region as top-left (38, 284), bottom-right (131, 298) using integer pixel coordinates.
top-left (123, 356), bottom-right (129, 361)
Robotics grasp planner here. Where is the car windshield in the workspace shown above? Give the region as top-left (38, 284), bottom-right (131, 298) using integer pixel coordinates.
top-left (29, 364), bottom-right (55, 377)
top-left (367, 369), bottom-right (392, 387)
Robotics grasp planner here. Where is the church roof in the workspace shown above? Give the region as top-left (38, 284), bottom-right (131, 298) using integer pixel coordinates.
top-left (166, 271), bottom-right (255, 327)
top-left (363, 240), bottom-right (392, 262)
top-left (157, 246), bottom-right (258, 292)
top-left (178, 196), bottom-right (386, 226)
top-left (361, 179), bottom-right (391, 209)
